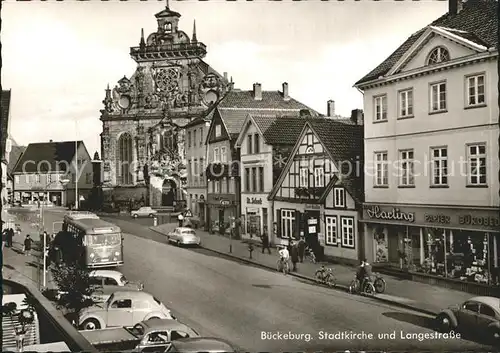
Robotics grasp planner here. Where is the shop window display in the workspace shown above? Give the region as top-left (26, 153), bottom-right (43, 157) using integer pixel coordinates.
top-left (416, 228), bottom-right (493, 284)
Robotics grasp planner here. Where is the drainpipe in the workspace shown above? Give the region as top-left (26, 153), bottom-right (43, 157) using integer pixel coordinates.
top-left (270, 200), bottom-right (275, 246)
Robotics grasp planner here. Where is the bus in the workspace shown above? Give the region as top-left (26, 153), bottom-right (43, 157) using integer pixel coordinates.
top-left (51, 211), bottom-right (124, 268)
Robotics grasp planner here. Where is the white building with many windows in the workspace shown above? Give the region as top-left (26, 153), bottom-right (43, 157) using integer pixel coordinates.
top-left (355, 0), bottom-right (499, 286)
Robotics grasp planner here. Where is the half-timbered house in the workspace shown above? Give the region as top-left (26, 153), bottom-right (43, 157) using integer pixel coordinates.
top-left (268, 113), bottom-right (365, 263)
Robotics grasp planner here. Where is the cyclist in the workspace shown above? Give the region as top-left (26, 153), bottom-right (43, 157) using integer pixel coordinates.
top-left (357, 259), bottom-right (373, 292)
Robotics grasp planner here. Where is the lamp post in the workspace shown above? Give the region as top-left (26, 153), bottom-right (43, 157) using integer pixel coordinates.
top-left (39, 178), bottom-right (70, 289)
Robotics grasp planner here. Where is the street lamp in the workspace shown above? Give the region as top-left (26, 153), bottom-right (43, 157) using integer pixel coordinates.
top-left (39, 178), bottom-right (70, 290)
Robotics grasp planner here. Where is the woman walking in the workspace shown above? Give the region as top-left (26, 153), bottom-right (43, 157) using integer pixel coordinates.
top-left (23, 234), bottom-right (33, 256)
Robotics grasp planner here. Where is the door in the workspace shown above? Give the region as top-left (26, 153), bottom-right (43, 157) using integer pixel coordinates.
top-left (107, 298), bottom-right (133, 327)
top-left (218, 209), bottom-right (224, 234)
top-left (305, 211), bottom-right (320, 244)
top-left (132, 299), bottom-right (151, 324)
top-left (388, 229), bottom-right (400, 263)
top-left (457, 301), bottom-right (480, 332)
top-left (477, 304), bottom-right (497, 334)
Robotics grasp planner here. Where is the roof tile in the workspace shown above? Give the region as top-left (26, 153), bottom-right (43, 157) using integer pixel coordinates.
top-left (14, 141), bottom-right (85, 174)
top-left (356, 0), bottom-right (498, 85)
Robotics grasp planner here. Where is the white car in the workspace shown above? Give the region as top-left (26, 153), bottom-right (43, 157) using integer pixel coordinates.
top-left (78, 291), bottom-right (176, 330)
top-left (89, 270), bottom-right (144, 302)
top-left (131, 207), bottom-right (157, 218)
top-left (167, 227), bottom-right (201, 247)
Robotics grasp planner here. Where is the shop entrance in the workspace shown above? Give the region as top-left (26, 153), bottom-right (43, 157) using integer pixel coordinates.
top-left (304, 210), bottom-right (320, 243)
top-left (388, 228), bottom-right (400, 263)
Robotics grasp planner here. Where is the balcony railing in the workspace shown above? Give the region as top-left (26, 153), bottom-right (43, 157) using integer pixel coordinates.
top-left (130, 42), bottom-right (207, 58)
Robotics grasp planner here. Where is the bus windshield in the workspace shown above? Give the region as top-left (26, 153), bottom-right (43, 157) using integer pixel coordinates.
top-left (86, 233), bottom-right (121, 246)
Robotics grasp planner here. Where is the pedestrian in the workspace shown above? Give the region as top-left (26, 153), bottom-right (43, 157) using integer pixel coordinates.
top-left (261, 227), bottom-right (271, 254)
top-left (290, 241), bottom-right (299, 272)
top-left (24, 234), bottom-right (33, 256)
top-left (297, 236), bottom-right (306, 263)
top-left (6, 228), bottom-right (14, 247)
top-left (2, 229), bottom-right (7, 251)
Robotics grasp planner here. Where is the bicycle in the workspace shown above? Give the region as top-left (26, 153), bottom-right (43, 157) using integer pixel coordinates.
top-left (315, 267), bottom-right (336, 287)
top-left (276, 258), bottom-right (290, 275)
top-left (348, 276), bottom-right (376, 294)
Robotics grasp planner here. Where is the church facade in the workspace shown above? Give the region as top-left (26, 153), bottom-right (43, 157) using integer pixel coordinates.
top-left (100, 5), bottom-right (230, 207)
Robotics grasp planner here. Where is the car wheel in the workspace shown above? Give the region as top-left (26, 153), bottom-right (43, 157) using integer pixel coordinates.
top-left (81, 318), bottom-right (101, 330)
top-left (149, 214), bottom-right (154, 218)
top-left (490, 327), bottom-right (500, 343)
top-left (133, 214), bottom-right (138, 218)
top-left (435, 313), bottom-right (453, 332)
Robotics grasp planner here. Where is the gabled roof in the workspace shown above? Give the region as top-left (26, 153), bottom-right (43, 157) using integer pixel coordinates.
top-left (14, 141), bottom-right (85, 173)
top-left (355, 0), bottom-right (498, 85)
top-left (7, 145), bottom-right (26, 178)
top-left (218, 89), bottom-right (319, 112)
top-left (235, 114), bottom-right (307, 147)
top-left (206, 87), bottom-right (318, 143)
top-left (269, 118), bottom-right (364, 203)
top-left (1, 90), bottom-right (11, 160)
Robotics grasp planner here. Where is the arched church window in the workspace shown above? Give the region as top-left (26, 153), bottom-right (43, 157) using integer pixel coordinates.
top-left (426, 46), bottom-right (450, 65)
top-left (164, 22), bottom-right (172, 33)
top-left (117, 133), bottom-right (133, 185)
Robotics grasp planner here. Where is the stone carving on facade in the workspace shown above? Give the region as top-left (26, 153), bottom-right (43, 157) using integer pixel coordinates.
top-left (199, 73), bottom-right (224, 106)
top-left (117, 76), bottom-right (132, 94)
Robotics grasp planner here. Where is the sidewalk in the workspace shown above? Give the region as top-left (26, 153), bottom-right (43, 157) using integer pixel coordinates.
top-left (151, 223), bottom-right (471, 316)
top-left (2, 209), bottom-right (57, 291)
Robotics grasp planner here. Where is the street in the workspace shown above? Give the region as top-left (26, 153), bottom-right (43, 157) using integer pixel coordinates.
top-left (28, 209), bottom-right (492, 352)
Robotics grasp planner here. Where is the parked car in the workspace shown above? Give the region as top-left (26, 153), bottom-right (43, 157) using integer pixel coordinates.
top-left (88, 270), bottom-right (144, 302)
top-left (167, 227), bottom-right (201, 247)
top-left (164, 337), bottom-right (237, 353)
top-left (131, 207), bottom-right (158, 218)
top-left (435, 296), bottom-right (500, 343)
top-left (80, 318), bottom-right (199, 352)
top-left (78, 291), bottom-right (176, 330)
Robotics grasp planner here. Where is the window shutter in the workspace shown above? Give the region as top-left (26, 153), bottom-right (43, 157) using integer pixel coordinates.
top-left (276, 209), bottom-right (281, 238)
top-left (294, 210), bottom-right (301, 239)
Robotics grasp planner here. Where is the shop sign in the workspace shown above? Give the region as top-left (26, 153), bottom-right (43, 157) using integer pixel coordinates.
top-left (424, 214), bottom-right (451, 224)
top-left (366, 206), bottom-right (415, 223)
top-left (246, 197), bottom-right (262, 205)
top-left (220, 200), bottom-right (230, 206)
top-left (305, 204), bottom-right (321, 210)
top-left (459, 215), bottom-right (499, 228)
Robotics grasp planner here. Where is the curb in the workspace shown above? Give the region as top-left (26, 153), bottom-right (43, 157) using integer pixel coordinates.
top-left (150, 227), bottom-right (438, 317)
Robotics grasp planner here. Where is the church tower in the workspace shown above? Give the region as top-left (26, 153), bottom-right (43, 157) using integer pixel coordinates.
top-left (100, 3), bottom-right (229, 208)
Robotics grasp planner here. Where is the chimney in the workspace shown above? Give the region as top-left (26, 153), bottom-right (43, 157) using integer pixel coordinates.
top-left (327, 100), bottom-right (335, 117)
top-left (282, 82), bottom-right (290, 101)
top-left (223, 72), bottom-right (228, 81)
top-left (350, 109), bottom-right (364, 125)
top-left (253, 83), bottom-right (262, 101)
top-left (449, 0), bottom-right (463, 15)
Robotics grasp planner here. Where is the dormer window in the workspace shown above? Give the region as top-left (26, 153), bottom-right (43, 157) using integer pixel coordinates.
top-left (426, 46), bottom-right (450, 65)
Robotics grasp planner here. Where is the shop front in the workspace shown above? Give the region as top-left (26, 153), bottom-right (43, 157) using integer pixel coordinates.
top-left (206, 193), bottom-right (239, 235)
top-left (241, 195), bottom-right (270, 242)
top-left (362, 203), bottom-right (500, 286)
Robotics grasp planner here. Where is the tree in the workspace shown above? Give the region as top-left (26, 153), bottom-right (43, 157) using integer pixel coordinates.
top-left (50, 262), bottom-right (102, 323)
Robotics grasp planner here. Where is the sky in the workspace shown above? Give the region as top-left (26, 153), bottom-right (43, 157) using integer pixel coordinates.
top-left (2, 0), bottom-right (448, 156)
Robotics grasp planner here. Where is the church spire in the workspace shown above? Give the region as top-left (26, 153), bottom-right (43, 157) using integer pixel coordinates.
top-left (140, 28), bottom-right (145, 48)
top-left (166, 0), bottom-right (169, 9)
top-left (192, 19), bottom-right (197, 43)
